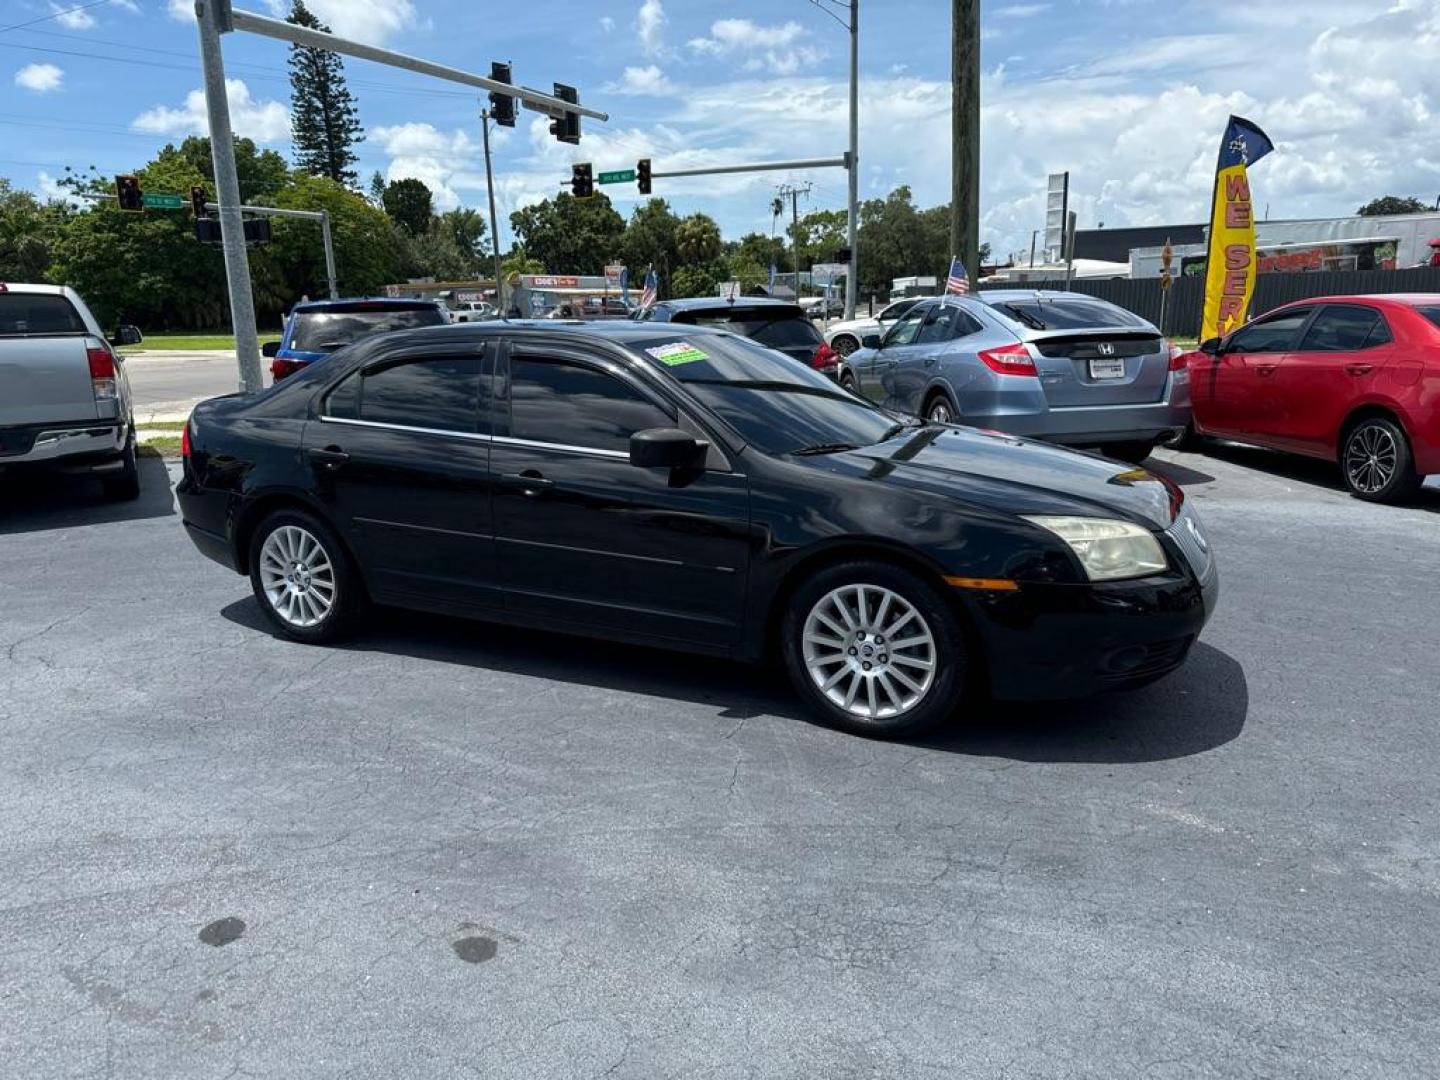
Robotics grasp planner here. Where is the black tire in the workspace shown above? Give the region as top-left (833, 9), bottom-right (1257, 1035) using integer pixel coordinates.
top-left (839, 370), bottom-right (858, 394)
top-left (247, 507), bottom-right (364, 643)
top-left (832, 334), bottom-right (860, 357)
top-left (100, 431), bottom-right (140, 501)
top-left (1340, 416), bottom-right (1422, 504)
top-left (1099, 440), bottom-right (1156, 465)
top-left (781, 560), bottom-right (971, 739)
top-left (924, 393), bottom-right (956, 425)
top-left (1166, 423), bottom-right (1206, 452)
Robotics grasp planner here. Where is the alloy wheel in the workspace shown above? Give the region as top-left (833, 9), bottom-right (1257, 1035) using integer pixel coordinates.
top-left (258, 524), bottom-right (337, 628)
top-left (927, 399), bottom-right (953, 424)
top-left (1344, 424), bottom-right (1397, 495)
top-left (801, 584), bottom-right (938, 721)
top-left (833, 336), bottom-right (858, 357)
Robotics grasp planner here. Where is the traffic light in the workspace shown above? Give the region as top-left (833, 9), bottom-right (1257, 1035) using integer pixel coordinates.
top-left (571, 163), bottom-right (593, 199)
top-left (488, 61), bottom-right (515, 127)
top-left (550, 83), bottom-right (581, 145)
top-left (637, 158), bottom-right (651, 196)
top-left (835, 247), bottom-right (852, 264)
top-left (115, 175), bottom-right (142, 212)
top-left (190, 185), bottom-right (208, 219)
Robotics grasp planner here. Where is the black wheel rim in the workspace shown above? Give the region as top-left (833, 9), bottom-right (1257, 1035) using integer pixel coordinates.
top-left (834, 337), bottom-right (856, 357)
top-left (1345, 425), bottom-right (1397, 494)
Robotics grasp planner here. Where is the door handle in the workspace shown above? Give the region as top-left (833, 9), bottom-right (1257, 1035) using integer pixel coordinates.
top-left (1344, 363), bottom-right (1373, 376)
top-left (1253, 363), bottom-right (1278, 376)
top-left (502, 470), bottom-right (553, 496)
top-left (308, 446), bottom-right (349, 470)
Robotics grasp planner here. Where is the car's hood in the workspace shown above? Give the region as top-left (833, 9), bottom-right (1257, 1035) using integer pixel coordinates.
top-left (827, 424), bottom-right (1179, 529)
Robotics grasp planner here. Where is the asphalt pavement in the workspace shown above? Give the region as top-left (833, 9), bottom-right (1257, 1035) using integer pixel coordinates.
top-left (124, 350), bottom-right (254, 422)
top-left (1, 445), bottom-right (1437, 1078)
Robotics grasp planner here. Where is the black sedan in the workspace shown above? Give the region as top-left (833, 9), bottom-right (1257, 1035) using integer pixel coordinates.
top-left (177, 321), bottom-right (1218, 738)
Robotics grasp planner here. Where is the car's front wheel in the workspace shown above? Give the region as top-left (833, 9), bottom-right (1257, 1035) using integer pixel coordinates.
top-left (925, 394), bottom-right (956, 424)
top-left (832, 334), bottom-right (860, 357)
top-left (781, 561), bottom-right (969, 738)
top-left (1341, 416), bottom-right (1421, 503)
top-left (249, 508), bottom-right (362, 643)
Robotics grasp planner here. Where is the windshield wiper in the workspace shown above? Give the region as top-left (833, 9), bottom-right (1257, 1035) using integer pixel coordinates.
top-left (792, 442), bottom-right (861, 456)
top-left (999, 304), bottom-right (1046, 331)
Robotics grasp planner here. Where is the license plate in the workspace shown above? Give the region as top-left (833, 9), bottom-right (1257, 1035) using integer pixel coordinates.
top-left (1089, 356), bottom-right (1126, 380)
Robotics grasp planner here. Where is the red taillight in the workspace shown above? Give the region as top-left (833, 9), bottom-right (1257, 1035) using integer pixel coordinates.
top-left (181, 421), bottom-right (192, 459)
top-left (977, 342), bottom-right (1038, 376)
top-left (1168, 343), bottom-right (1189, 371)
top-left (271, 357), bottom-right (304, 381)
top-left (86, 337), bottom-right (118, 401)
top-left (811, 341), bottom-right (839, 370)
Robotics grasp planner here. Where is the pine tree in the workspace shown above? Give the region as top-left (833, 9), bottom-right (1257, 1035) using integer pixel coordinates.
top-left (287, 0), bottom-right (363, 186)
top-left (368, 170), bottom-right (385, 207)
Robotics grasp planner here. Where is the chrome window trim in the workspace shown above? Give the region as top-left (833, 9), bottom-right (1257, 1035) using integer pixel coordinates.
top-left (317, 414), bottom-right (629, 461)
top-left (490, 434), bottom-right (629, 460)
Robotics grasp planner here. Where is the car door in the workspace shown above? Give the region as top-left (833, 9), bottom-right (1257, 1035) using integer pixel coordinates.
top-left (1265, 305), bottom-right (1394, 453)
top-left (859, 304), bottom-right (929, 405)
top-left (490, 342), bottom-right (752, 648)
top-left (306, 342), bottom-right (496, 610)
top-left (889, 304), bottom-right (964, 409)
top-left (1195, 307), bottom-right (1313, 438)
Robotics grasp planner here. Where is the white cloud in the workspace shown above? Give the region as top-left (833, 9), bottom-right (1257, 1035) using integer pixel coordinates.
top-left (131, 79), bottom-right (289, 143)
top-left (166, 0), bottom-right (192, 19)
top-left (608, 64), bottom-right (675, 96)
top-left (600, 15), bottom-right (615, 32)
top-left (14, 63), bottom-right (63, 93)
top-left (637, 0), bottom-right (666, 57)
top-left (996, 3), bottom-right (1050, 16)
top-left (686, 19), bottom-right (823, 75)
top-left (370, 123), bottom-right (502, 211)
top-left (291, 0), bottom-right (417, 45)
top-left (109, 0), bottom-right (140, 12)
top-left (52, 2), bottom-right (96, 29)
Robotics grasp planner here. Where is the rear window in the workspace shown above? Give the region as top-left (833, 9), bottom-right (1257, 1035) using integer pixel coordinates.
top-left (677, 308), bottom-right (821, 348)
top-left (0, 293), bottom-right (86, 337)
top-left (289, 305), bottom-right (446, 352)
top-left (1416, 306), bottom-right (1440, 331)
top-left (990, 298), bottom-right (1146, 331)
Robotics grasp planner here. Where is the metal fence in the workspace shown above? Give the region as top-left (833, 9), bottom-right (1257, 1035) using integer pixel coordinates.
top-left (979, 267), bottom-right (1440, 339)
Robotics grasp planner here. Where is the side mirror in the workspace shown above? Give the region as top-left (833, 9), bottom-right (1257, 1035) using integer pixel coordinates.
top-left (630, 427), bottom-right (708, 470)
top-left (1198, 337), bottom-right (1223, 355)
top-left (111, 324), bottom-right (142, 347)
top-left (261, 341), bottom-right (281, 358)
top-left (861, 333), bottom-right (882, 350)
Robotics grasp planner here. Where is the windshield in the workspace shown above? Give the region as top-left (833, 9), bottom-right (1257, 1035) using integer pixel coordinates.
top-left (289, 306), bottom-right (446, 352)
top-left (633, 333), bottom-right (902, 455)
top-left (991, 297), bottom-right (1147, 331)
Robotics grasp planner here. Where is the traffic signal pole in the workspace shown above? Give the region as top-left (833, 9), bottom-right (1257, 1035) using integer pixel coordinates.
top-left (846, 0), bottom-right (859, 320)
top-left (201, 200), bottom-right (338, 300)
top-left (195, 0), bottom-right (262, 393)
top-left (481, 109), bottom-right (504, 313)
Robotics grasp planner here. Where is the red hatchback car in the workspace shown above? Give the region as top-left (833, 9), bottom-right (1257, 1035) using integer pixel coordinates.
top-left (1187, 294), bottom-right (1440, 502)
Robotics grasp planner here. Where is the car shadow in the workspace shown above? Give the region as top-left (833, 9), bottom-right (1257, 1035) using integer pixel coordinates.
top-left (220, 600), bottom-right (1246, 764)
top-left (1195, 440), bottom-right (1440, 511)
top-left (0, 450), bottom-right (174, 535)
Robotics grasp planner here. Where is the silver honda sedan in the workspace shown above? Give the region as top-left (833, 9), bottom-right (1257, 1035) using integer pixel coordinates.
top-left (839, 290), bottom-right (1191, 464)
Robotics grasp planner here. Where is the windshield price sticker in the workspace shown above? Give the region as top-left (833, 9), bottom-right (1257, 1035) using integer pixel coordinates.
top-left (646, 342), bottom-right (710, 367)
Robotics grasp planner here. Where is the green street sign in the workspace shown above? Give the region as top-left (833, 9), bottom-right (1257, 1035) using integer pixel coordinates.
top-left (598, 169), bottom-right (636, 185)
top-left (142, 193), bottom-right (185, 210)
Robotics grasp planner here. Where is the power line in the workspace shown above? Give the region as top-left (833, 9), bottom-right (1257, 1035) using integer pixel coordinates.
top-left (0, 0), bottom-right (112, 35)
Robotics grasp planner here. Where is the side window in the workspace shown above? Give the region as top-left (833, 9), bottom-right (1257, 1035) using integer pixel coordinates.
top-left (884, 306), bottom-right (929, 347)
top-left (1364, 316), bottom-right (1392, 348)
top-left (1227, 310), bottom-right (1311, 354)
top-left (349, 353), bottom-right (485, 433)
top-left (879, 299), bottom-right (916, 323)
top-left (1298, 306), bottom-right (1381, 353)
top-left (952, 310), bottom-right (984, 338)
top-left (916, 306), bottom-right (956, 345)
top-left (508, 356), bottom-right (673, 453)
top-left (325, 372), bottom-right (360, 419)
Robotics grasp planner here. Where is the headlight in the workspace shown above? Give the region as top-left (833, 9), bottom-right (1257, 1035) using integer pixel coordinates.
top-left (1022, 515), bottom-right (1168, 581)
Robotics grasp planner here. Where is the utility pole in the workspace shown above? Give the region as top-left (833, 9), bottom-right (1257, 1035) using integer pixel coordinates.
top-left (951, 0), bottom-right (980, 281)
top-left (481, 108), bottom-right (504, 312)
top-left (846, 0), bottom-right (858, 320)
top-left (777, 182), bottom-right (812, 302)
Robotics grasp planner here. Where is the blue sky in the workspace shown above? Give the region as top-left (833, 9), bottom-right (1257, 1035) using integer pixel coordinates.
top-left (5, 0), bottom-right (1438, 262)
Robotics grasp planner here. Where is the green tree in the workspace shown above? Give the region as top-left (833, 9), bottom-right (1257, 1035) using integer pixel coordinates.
top-left (164, 136), bottom-right (288, 203)
top-left (1357, 195), bottom-right (1431, 216)
top-left (790, 208), bottom-right (847, 263)
top-left (500, 246), bottom-right (544, 279)
top-left (856, 186), bottom-right (932, 296)
top-left (435, 207), bottom-right (488, 273)
top-left (675, 212), bottom-right (722, 265)
top-left (381, 177), bottom-right (433, 236)
top-left (395, 221), bottom-right (470, 281)
top-left (730, 231), bottom-right (787, 273)
top-left (671, 262), bottom-right (724, 298)
top-left (287, 0), bottom-right (364, 186)
top-left (724, 254), bottom-right (768, 292)
top-left (509, 191), bottom-right (624, 274)
top-left (620, 197), bottom-right (680, 290)
top-left (0, 179), bottom-right (65, 282)
top-left (368, 170), bottom-right (385, 206)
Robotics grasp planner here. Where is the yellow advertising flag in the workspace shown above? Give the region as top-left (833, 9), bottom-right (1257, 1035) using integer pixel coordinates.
top-left (1200, 116), bottom-right (1274, 343)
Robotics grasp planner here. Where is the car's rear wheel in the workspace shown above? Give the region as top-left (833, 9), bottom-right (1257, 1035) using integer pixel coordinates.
top-left (832, 334), bottom-right (860, 357)
top-left (1100, 440), bottom-right (1156, 465)
top-left (100, 431), bottom-right (140, 502)
top-left (781, 561), bottom-right (969, 738)
top-left (925, 394), bottom-right (956, 425)
top-left (249, 508), bottom-right (362, 643)
top-left (1341, 416), bottom-right (1421, 503)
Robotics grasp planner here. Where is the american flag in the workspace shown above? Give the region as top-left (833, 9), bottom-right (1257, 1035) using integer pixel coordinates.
top-left (945, 256), bottom-right (970, 295)
top-left (640, 268), bottom-right (659, 309)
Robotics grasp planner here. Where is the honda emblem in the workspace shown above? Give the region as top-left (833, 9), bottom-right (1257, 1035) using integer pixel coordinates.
top-left (1098, 342), bottom-right (1115, 356)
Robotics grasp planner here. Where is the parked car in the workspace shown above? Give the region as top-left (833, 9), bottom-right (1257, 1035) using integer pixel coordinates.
top-left (824, 297), bottom-right (926, 357)
top-left (841, 291), bottom-right (1190, 464)
top-left (581, 296), bottom-right (634, 320)
top-left (637, 296), bottom-right (838, 378)
top-left (450, 301), bottom-right (497, 323)
top-left (1185, 294), bottom-right (1440, 503)
top-left (264, 298), bottom-right (450, 381)
top-left (177, 321), bottom-right (1217, 739)
top-left (0, 282), bottom-right (142, 500)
